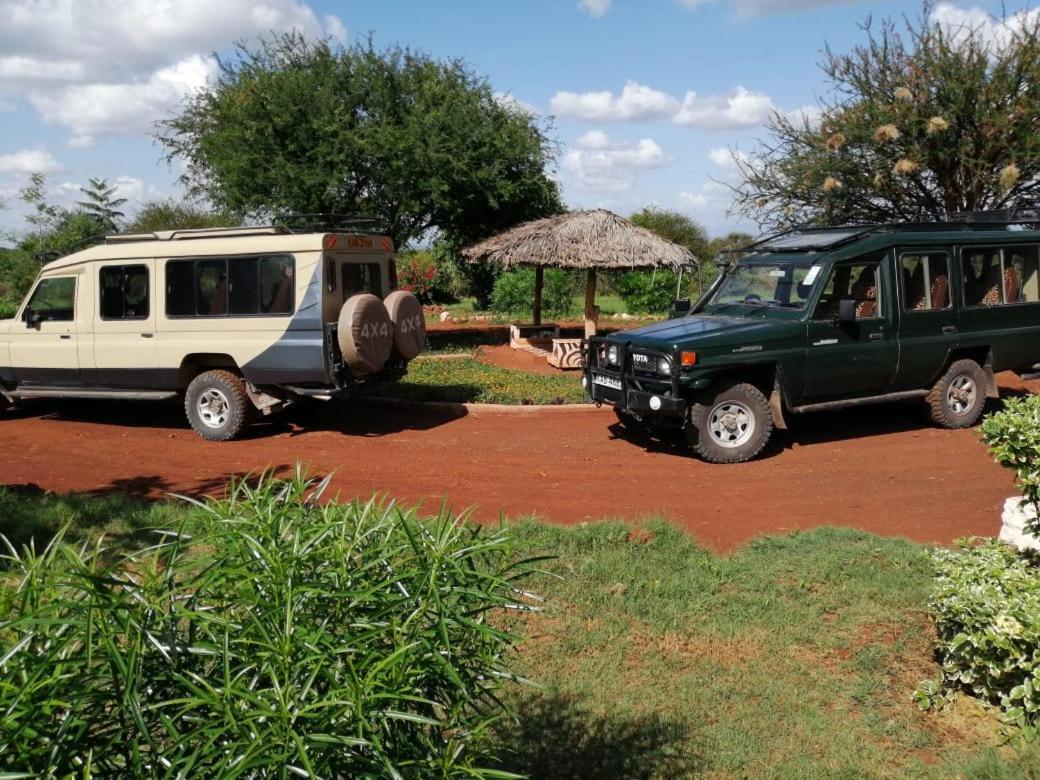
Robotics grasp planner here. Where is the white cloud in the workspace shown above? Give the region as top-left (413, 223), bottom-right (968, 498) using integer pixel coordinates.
top-left (0, 149), bottom-right (62, 174)
top-left (563, 131), bottom-right (670, 193)
top-left (29, 54), bottom-right (218, 147)
top-left (323, 14), bottom-right (348, 42)
top-left (930, 3), bottom-right (1040, 51)
top-left (494, 91), bottom-right (538, 116)
top-left (579, 0), bottom-right (612, 18)
top-left (550, 81), bottom-right (680, 121)
top-left (674, 86), bottom-right (775, 129)
top-left (0, 0), bottom-right (345, 145)
top-left (677, 0), bottom-right (857, 18)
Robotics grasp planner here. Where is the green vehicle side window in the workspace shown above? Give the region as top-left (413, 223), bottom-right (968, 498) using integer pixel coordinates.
top-left (963, 246), bottom-right (1040, 307)
top-left (900, 254), bottom-right (950, 311)
top-left (812, 262), bottom-right (883, 320)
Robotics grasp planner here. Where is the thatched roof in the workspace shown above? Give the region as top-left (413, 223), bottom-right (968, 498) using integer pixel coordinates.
top-left (462, 209), bottom-right (698, 270)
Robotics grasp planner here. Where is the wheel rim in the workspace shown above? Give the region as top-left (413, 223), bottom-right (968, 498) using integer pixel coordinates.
top-left (708, 400), bottom-right (755, 448)
top-left (197, 388), bottom-right (230, 429)
top-left (946, 373), bottom-right (977, 415)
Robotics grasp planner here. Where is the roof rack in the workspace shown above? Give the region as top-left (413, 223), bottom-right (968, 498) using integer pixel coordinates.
top-left (105, 226), bottom-right (293, 244)
top-left (274, 213), bottom-right (389, 234)
top-left (950, 207), bottom-right (1040, 225)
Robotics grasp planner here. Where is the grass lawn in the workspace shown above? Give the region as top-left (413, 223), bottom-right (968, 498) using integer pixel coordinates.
top-left (368, 356), bottom-right (586, 405)
top-left (2, 488), bottom-right (1038, 777)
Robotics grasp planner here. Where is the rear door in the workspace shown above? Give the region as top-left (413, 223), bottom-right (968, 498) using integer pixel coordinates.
top-left (892, 249), bottom-right (958, 390)
top-left (801, 256), bottom-right (898, 401)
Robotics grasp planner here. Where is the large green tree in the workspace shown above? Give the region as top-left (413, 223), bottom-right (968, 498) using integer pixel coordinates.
top-left (125, 199), bottom-right (237, 233)
top-left (75, 178), bottom-right (127, 233)
top-left (732, 5), bottom-right (1040, 228)
top-left (157, 34), bottom-right (562, 248)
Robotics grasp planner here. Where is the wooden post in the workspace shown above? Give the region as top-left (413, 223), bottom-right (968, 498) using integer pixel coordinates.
top-left (584, 268), bottom-right (598, 338)
top-left (532, 266), bottom-right (543, 326)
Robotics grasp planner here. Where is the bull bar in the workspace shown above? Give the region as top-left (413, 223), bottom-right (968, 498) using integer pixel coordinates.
top-left (581, 336), bottom-right (686, 418)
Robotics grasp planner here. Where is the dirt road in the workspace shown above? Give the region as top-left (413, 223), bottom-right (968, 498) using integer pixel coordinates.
top-left (1, 377), bottom-right (1028, 551)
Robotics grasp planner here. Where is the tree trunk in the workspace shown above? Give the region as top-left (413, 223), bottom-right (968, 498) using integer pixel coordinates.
top-left (532, 266), bottom-right (543, 326)
top-left (584, 269), bottom-right (598, 338)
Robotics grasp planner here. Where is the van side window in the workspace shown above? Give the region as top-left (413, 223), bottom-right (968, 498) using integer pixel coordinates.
top-left (342, 263), bottom-right (383, 299)
top-left (900, 253), bottom-right (950, 311)
top-left (963, 246), bottom-right (1039, 306)
top-left (26, 277), bottom-right (76, 322)
top-left (166, 256), bottom-right (294, 317)
top-left (813, 262), bottom-right (883, 320)
top-left (100, 265), bottom-right (149, 320)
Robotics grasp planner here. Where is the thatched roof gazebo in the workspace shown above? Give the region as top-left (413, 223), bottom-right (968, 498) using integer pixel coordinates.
top-left (462, 209), bottom-right (698, 336)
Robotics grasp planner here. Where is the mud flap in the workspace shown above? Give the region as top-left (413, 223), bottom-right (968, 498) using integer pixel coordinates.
top-left (769, 386), bottom-right (788, 431)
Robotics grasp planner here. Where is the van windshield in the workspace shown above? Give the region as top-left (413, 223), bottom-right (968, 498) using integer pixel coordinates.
top-left (707, 261), bottom-right (819, 311)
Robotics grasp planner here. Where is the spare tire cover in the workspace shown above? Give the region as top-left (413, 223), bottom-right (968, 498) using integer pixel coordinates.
top-left (383, 290), bottom-right (426, 360)
top-left (337, 293), bottom-right (394, 375)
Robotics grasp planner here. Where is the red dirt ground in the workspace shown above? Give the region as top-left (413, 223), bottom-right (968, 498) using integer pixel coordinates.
top-left (1, 373), bottom-right (1035, 552)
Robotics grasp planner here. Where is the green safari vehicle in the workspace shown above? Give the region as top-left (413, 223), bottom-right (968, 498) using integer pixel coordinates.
top-left (582, 212), bottom-right (1040, 463)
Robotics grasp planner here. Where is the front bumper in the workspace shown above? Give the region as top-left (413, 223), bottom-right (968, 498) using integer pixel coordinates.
top-left (582, 337), bottom-right (687, 418)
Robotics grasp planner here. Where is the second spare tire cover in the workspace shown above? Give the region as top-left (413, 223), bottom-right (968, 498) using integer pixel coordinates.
top-left (383, 290), bottom-right (426, 360)
top-left (337, 293), bottom-right (394, 374)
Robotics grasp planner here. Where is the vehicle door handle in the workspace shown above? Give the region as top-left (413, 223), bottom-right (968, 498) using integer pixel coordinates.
top-left (942, 325), bottom-right (957, 334)
top-left (868, 332), bottom-right (884, 341)
top-left (60, 334), bottom-right (72, 340)
top-left (140, 333), bottom-right (154, 338)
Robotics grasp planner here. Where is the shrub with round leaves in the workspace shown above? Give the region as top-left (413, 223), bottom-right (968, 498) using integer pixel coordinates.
top-left (0, 470), bottom-right (540, 777)
top-left (922, 540), bottom-right (1040, 739)
top-left (981, 394), bottom-right (1040, 535)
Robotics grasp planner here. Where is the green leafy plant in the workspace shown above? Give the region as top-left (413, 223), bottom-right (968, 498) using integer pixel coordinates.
top-left (615, 270), bottom-right (683, 314)
top-left (490, 269), bottom-right (576, 318)
top-left (0, 297), bottom-right (17, 319)
top-left (921, 540), bottom-right (1040, 739)
top-left (981, 394), bottom-right (1040, 534)
top-left (0, 470), bottom-right (537, 776)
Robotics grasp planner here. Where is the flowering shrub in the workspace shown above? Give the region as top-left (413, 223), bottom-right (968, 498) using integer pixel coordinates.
top-left (397, 250), bottom-right (439, 302)
top-left (921, 540), bottom-right (1040, 738)
top-left (981, 394), bottom-right (1040, 535)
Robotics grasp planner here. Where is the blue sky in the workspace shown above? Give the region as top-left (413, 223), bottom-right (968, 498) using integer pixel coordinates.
top-left (0, 0), bottom-right (1026, 243)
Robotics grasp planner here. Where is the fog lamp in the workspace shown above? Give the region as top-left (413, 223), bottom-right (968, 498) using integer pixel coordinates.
top-left (607, 344), bottom-right (619, 365)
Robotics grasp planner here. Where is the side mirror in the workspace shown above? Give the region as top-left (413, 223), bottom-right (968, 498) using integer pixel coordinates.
top-left (672, 297), bottom-right (691, 315)
top-left (836, 298), bottom-right (857, 324)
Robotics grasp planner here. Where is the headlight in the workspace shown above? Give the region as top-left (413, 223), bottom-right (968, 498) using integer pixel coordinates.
top-left (607, 345), bottom-right (619, 365)
top-left (658, 357), bottom-right (672, 375)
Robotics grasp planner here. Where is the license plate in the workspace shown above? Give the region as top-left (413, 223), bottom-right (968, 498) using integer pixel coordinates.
top-left (592, 373), bottom-right (622, 390)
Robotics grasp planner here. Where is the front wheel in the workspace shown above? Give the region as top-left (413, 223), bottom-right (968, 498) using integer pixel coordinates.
top-left (926, 359), bottom-right (987, 429)
top-left (185, 370), bottom-right (254, 441)
top-left (686, 381), bottom-right (773, 464)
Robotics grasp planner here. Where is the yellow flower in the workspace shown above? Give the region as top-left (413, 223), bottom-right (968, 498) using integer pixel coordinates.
top-left (926, 116), bottom-right (949, 135)
top-left (756, 197), bottom-right (770, 209)
top-left (893, 158), bottom-right (920, 176)
top-left (822, 176), bottom-right (843, 192)
top-left (894, 86), bottom-right (914, 103)
top-left (873, 173), bottom-right (886, 188)
top-left (874, 124), bottom-right (902, 143)
top-left (999, 163), bottom-right (1021, 191)
top-left (825, 132), bottom-right (846, 152)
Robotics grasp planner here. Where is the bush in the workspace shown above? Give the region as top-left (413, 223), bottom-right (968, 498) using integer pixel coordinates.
top-left (981, 394), bottom-right (1040, 535)
top-left (0, 471), bottom-right (536, 776)
top-left (615, 270), bottom-right (683, 314)
top-left (491, 268), bottom-right (576, 318)
top-left (397, 249), bottom-right (439, 303)
top-left (0, 298), bottom-right (17, 319)
top-left (922, 541), bottom-right (1040, 738)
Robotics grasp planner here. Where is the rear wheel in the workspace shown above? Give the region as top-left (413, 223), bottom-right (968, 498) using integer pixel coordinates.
top-left (686, 381), bottom-right (773, 464)
top-left (185, 370), bottom-right (254, 441)
top-left (927, 359), bottom-right (987, 429)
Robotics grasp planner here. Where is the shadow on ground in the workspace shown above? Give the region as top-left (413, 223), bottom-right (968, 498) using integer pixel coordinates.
top-left (8, 397), bottom-right (466, 439)
top-left (491, 693), bottom-right (703, 779)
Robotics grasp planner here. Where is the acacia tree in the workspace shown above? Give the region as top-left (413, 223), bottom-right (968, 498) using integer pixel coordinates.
top-left (732, 5), bottom-right (1040, 229)
top-left (75, 178), bottom-right (127, 233)
top-left (157, 34), bottom-right (562, 248)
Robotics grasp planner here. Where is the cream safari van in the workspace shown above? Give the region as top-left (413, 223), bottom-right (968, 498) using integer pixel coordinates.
top-left (0, 225), bottom-right (426, 440)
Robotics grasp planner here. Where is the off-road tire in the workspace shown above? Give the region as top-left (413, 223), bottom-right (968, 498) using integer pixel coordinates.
top-left (926, 359), bottom-right (987, 429)
top-left (185, 370), bottom-right (254, 442)
top-left (614, 408), bottom-right (651, 439)
top-left (686, 381), bottom-right (773, 464)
